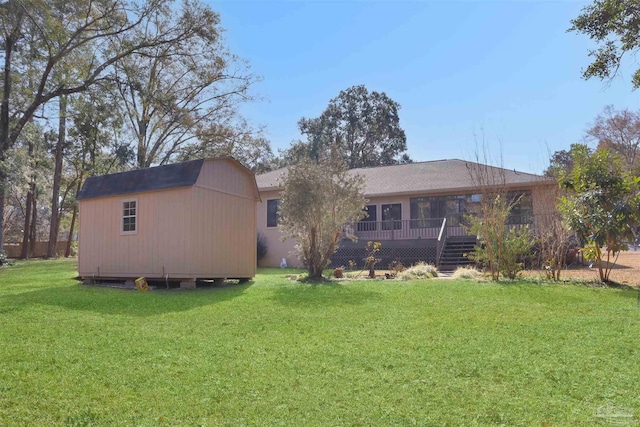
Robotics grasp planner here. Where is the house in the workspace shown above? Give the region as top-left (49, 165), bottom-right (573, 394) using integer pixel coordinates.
top-left (256, 159), bottom-right (556, 269)
top-left (77, 157), bottom-right (260, 287)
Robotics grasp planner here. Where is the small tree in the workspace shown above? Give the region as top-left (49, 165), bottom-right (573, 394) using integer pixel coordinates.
top-left (278, 154), bottom-right (366, 279)
top-left (364, 241), bottom-right (382, 279)
top-left (533, 183), bottom-right (571, 281)
top-left (465, 148), bottom-right (534, 281)
top-left (559, 144), bottom-right (639, 282)
top-left (467, 193), bottom-right (534, 280)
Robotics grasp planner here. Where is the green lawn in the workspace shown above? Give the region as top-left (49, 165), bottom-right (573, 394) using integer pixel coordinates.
top-left (1, 260), bottom-right (640, 426)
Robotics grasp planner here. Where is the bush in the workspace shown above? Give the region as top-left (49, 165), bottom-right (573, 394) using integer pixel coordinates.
top-left (452, 266), bottom-right (482, 280)
top-left (257, 233), bottom-right (268, 262)
top-left (500, 227), bottom-right (535, 280)
top-left (388, 260), bottom-right (406, 275)
top-left (398, 262), bottom-right (439, 280)
top-left (470, 225), bottom-right (534, 280)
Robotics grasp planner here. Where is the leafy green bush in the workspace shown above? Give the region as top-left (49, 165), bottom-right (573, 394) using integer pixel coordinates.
top-left (398, 262), bottom-right (438, 280)
top-left (500, 227), bottom-right (535, 279)
top-left (467, 193), bottom-right (535, 280)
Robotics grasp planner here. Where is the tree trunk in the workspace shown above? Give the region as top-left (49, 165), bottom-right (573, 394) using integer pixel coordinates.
top-left (20, 134), bottom-right (37, 259)
top-left (29, 192), bottom-right (37, 251)
top-left (47, 95), bottom-right (67, 258)
top-left (65, 169), bottom-right (85, 258)
top-left (0, 173), bottom-right (4, 255)
top-left (0, 9), bottom-right (25, 252)
top-left (0, 47), bottom-right (13, 252)
top-left (19, 185), bottom-right (34, 259)
top-left (65, 205), bottom-right (77, 258)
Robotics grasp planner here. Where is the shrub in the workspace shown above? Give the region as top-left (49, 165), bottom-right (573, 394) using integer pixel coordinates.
top-left (452, 266), bottom-right (482, 280)
top-left (333, 268), bottom-right (344, 278)
top-left (469, 224), bottom-right (534, 280)
top-left (257, 233), bottom-right (268, 262)
top-left (295, 272), bottom-right (309, 282)
top-left (388, 260), bottom-right (405, 275)
top-left (364, 241), bottom-right (382, 278)
top-left (398, 262), bottom-right (439, 280)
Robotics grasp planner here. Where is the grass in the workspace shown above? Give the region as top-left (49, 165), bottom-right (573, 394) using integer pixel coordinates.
top-left (1, 260), bottom-right (640, 425)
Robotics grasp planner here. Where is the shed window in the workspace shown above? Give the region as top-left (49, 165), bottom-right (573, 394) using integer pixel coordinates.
top-left (267, 199), bottom-right (280, 228)
top-left (122, 200), bottom-right (137, 234)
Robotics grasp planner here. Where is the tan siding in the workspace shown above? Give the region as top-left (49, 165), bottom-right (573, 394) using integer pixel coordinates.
top-left (188, 186), bottom-right (256, 278)
top-left (255, 184), bottom-right (553, 267)
top-left (78, 188), bottom-right (193, 278)
top-left (78, 170), bottom-right (258, 279)
top-left (531, 183), bottom-right (557, 218)
top-left (195, 158), bottom-right (258, 200)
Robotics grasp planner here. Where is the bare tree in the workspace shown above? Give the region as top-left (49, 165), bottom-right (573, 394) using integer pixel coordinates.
top-left (587, 105), bottom-right (640, 174)
top-left (465, 145), bottom-right (534, 280)
top-left (112, 0), bottom-right (260, 168)
top-left (532, 184), bottom-right (570, 281)
top-left (179, 122), bottom-right (276, 173)
top-left (0, 0), bottom-right (219, 249)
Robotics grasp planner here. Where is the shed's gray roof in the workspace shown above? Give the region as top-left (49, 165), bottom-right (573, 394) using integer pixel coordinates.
top-left (256, 159), bottom-right (551, 197)
top-left (77, 159), bottom-right (205, 200)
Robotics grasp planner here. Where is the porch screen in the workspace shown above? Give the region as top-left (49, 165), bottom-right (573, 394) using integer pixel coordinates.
top-left (409, 192), bottom-right (532, 227)
top-left (357, 205), bottom-right (377, 231)
top-left (410, 196), bottom-right (471, 228)
top-left (506, 191), bottom-right (533, 224)
top-left (382, 204), bottom-right (402, 230)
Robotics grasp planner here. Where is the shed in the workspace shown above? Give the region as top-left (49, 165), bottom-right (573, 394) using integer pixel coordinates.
top-left (77, 157), bottom-right (260, 287)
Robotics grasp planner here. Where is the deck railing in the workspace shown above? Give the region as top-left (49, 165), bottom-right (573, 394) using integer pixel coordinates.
top-left (436, 218), bottom-right (448, 267)
top-left (350, 214), bottom-right (534, 241)
top-left (351, 218), bottom-right (460, 240)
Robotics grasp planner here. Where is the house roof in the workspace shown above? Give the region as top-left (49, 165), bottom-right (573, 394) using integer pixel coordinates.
top-left (77, 159), bottom-right (206, 200)
top-left (256, 159), bottom-right (552, 197)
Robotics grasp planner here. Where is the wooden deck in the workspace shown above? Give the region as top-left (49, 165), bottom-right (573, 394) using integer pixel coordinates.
top-left (349, 219), bottom-right (468, 241)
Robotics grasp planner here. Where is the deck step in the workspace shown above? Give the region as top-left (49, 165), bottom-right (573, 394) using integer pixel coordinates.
top-left (438, 237), bottom-right (477, 271)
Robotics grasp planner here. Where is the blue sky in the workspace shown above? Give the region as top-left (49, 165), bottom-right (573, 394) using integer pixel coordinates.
top-left (210, 0), bottom-right (640, 174)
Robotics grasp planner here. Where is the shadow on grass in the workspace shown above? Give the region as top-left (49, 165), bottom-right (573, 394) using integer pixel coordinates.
top-left (271, 282), bottom-right (381, 307)
top-left (0, 281), bottom-right (253, 317)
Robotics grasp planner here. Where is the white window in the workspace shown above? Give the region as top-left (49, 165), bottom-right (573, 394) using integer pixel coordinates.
top-left (121, 199), bottom-right (137, 234)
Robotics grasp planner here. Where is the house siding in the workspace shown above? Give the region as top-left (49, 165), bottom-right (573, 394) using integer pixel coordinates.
top-left (256, 189), bottom-right (299, 268)
top-left (256, 183), bottom-right (556, 268)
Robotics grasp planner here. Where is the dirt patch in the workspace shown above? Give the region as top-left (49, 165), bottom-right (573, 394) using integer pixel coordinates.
top-left (524, 249), bottom-right (640, 286)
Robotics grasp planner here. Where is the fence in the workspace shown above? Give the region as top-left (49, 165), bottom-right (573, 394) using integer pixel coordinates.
top-left (3, 241), bottom-right (75, 258)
